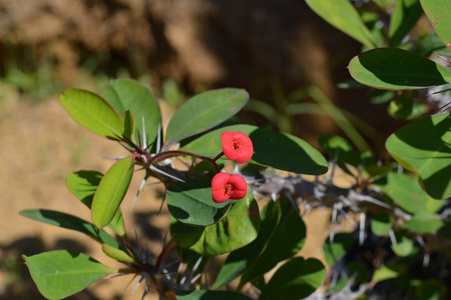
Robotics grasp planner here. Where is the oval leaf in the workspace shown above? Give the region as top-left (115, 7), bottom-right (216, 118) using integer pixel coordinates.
top-left (102, 244), bottom-right (135, 264)
top-left (260, 257), bottom-right (326, 300)
top-left (20, 209), bottom-right (120, 249)
top-left (167, 178), bottom-right (231, 226)
top-left (181, 125), bottom-right (328, 175)
top-left (92, 157), bottom-right (134, 229)
top-left (60, 89), bottom-right (122, 140)
top-left (373, 172), bottom-right (429, 214)
top-left (389, 0), bottom-right (423, 47)
top-left (386, 113), bottom-right (451, 199)
top-left (420, 0), bottom-right (451, 52)
top-left (323, 233), bottom-right (354, 268)
top-left (164, 88), bottom-right (249, 150)
top-left (171, 191), bottom-right (260, 256)
top-left (371, 211), bottom-right (394, 236)
top-left (391, 231), bottom-right (414, 257)
top-left (402, 211), bottom-right (443, 233)
top-left (102, 79), bottom-right (161, 148)
top-left (306, 0), bottom-right (376, 49)
top-left (348, 48), bottom-right (451, 90)
top-left (23, 250), bottom-right (118, 300)
top-left (67, 170), bottom-right (126, 237)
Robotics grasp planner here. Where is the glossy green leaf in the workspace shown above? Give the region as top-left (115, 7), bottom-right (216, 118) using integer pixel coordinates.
top-left (181, 125), bottom-right (328, 175)
top-left (391, 231), bottom-right (414, 257)
top-left (163, 88), bottom-right (249, 150)
top-left (175, 290), bottom-right (252, 300)
top-left (374, 173), bottom-right (429, 214)
top-left (102, 244), bottom-right (135, 264)
top-left (420, 0), bottom-right (451, 52)
top-left (213, 201), bottom-right (281, 289)
top-left (60, 89), bottom-right (122, 140)
top-left (323, 233), bottom-right (354, 267)
top-left (371, 211), bottom-right (394, 236)
top-left (92, 157), bottom-right (134, 229)
top-left (306, 0), bottom-right (376, 49)
top-left (348, 48), bottom-right (451, 90)
top-left (260, 257), bottom-right (326, 300)
top-left (20, 209), bottom-right (119, 249)
top-left (102, 79), bottom-right (161, 148)
top-left (239, 199), bottom-right (306, 287)
top-left (23, 250), bottom-right (118, 300)
top-left (167, 178), bottom-right (231, 226)
top-left (347, 261), bottom-right (370, 283)
top-left (386, 113), bottom-right (451, 199)
top-left (171, 190), bottom-right (260, 256)
top-left (66, 170), bottom-right (126, 237)
top-left (402, 211), bottom-right (443, 233)
top-left (389, 0), bottom-right (423, 47)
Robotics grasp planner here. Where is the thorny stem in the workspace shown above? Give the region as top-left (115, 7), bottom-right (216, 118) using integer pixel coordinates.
top-left (155, 239), bottom-right (176, 270)
top-left (152, 150), bottom-right (222, 173)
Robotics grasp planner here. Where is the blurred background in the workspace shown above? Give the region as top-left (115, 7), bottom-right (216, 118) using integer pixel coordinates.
top-left (0, 0), bottom-right (406, 299)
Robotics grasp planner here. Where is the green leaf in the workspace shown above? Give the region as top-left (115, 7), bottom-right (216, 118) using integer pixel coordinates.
top-left (181, 125), bottom-right (328, 175)
top-left (167, 178), bottom-right (231, 226)
top-left (60, 89), bottom-right (122, 140)
top-left (391, 231), bottom-right (414, 257)
top-left (260, 257), bottom-right (326, 300)
top-left (175, 290), bottom-right (252, 300)
top-left (389, 0), bottom-right (424, 47)
top-left (163, 88), bottom-right (249, 149)
top-left (386, 113), bottom-right (451, 199)
top-left (102, 79), bottom-right (161, 149)
top-left (171, 190), bottom-right (260, 256)
top-left (20, 209), bottom-right (120, 249)
top-left (416, 279), bottom-right (446, 300)
top-left (102, 244), bottom-right (135, 264)
top-left (239, 199), bottom-right (306, 287)
top-left (122, 110), bottom-right (135, 141)
top-left (371, 211), bottom-right (394, 236)
top-left (213, 201), bottom-right (281, 289)
top-left (305, 0), bottom-right (376, 49)
top-left (348, 48), bottom-right (451, 90)
top-left (420, 0), bottom-right (451, 52)
top-left (372, 263), bottom-right (406, 284)
top-left (323, 233), bottom-right (354, 268)
top-left (373, 172), bottom-right (429, 214)
top-left (66, 170), bottom-right (126, 237)
top-left (92, 157), bottom-right (134, 229)
top-left (402, 211), bottom-right (443, 233)
top-left (23, 250), bottom-right (118, 300)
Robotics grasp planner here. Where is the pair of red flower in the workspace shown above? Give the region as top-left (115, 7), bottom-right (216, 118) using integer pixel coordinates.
top-left (211, 131), bottom-right (253, 203)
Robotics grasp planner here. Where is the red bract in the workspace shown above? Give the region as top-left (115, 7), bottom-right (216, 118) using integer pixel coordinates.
top-left (211, 172), bottom-right (247, 203)
top-left (220, 131), bottom-right (253, 164)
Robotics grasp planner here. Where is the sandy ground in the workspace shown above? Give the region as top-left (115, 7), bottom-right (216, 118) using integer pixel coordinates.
top-left (0, 84), bottom-right (345, 299)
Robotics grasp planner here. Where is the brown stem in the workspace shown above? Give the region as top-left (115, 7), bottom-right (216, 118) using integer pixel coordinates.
top-left (155, 239), bottom-right (176, 270)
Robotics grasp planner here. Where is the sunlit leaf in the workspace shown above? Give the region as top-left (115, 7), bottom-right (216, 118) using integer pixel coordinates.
top-left (371, 211), bottom-right (394, 236)
top-left (306, 0), bottom-right (376, 49)
top-left (163, 88), bottom-right (249, 150)
top-left (66, 170), bottom-right (126, 237)
top-left (391, 231), bottom-right (414, 257)
top-left (181, 125), bottom-right (328, 175)
top-left (420, 0), bottom-right (451, 52)
top-left (60, 89), bottom-right (122, 140)
top-left (348, 48), bottom-right (451, 90)
top-left (386, 113), bottom-right (451, 199)
top-left (23, 250), bottom-right (118, 300)
top-left (102, 244), bottom-right (135, 264)
top-left (102, 79), bottom-right (161, 149)
top-left (92, 157), bottom-right (134, 229)
top-left (402, 211), bottom-right (443, 233)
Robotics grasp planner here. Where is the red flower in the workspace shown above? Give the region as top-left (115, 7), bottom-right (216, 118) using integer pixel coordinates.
top-left (211, 172), bottom-right (247, 203)
top-left (220, 131), bottom-right (253, 164)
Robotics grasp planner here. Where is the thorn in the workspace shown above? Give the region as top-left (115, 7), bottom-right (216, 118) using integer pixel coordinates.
top-left (150, 164), bottom-right (185, 182)
top-left (190, 272), bottom-right (202, 284)
top-left (142, 116), bottom-right (147, 149)
top-left (156, 123), bottom-right (162, 153)
top-left (131, 173), bottom-right (150, 211)
top-left (389, 229), bottom-right (397, 246)
top-left (132, 276), bottom-right (145, 295)
top-left (103, 155), bottom-right (130, 161)
top-left (157, 188), bottom-right (167, 216)
top-left (359, 212), bottom-right (366, 246)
